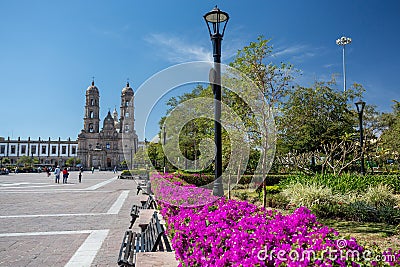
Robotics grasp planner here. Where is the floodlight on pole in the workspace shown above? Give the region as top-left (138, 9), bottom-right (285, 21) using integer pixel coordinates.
top-left (336, 36), bottom-right (352, 92)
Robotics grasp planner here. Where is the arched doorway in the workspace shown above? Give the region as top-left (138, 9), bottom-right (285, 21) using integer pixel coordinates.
top-left (106, 158), bottom-right (111, 169)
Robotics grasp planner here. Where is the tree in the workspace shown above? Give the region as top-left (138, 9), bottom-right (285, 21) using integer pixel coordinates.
top-left (17, 156), bottom-right (33, 167)
top-left (1, 157), bottom-right (10, 165)
top-left (276, 80), bottom-right (372, 174)
top-left (379, 100), bottom-right (400, 162)
top-left (146, 142), bottom-right (164, 171)
top-left (228, 35), bottom-right (296, 207)
top-left (65, 157), bottom-right (80, 167)
top-left (158, 36), bottom-right (295, 207)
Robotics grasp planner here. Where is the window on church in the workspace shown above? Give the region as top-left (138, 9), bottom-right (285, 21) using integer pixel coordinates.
top-left (51, 146), bottom-right (57, 154)
top-left (90, 99), bottom-right (94, 106)
top-left (11, 145), bottom-right (16, 154)
top-left (125, 101), bottom-right (129, 107)
top-left (41, 146), bottom-right (47, 154)
top-left (125, 112), bottom-right (129, 118)
top-left (106, 143), bottom-right (110, 150)
top-left (89, 111), bottom-right (94, 118)
top-left (89, 124), bottom-right (94, 133)
top-left (21, 145), bottom-right (26, 154)
top-left (62, 146), bottom-right (67, 154)
top-left (71, 146), bottom-right (76, 154)
top-left (31, 145), bottom-right (36, 154)
top-left (125, 125), bottom-right (129, 132)
top-left (0, 145), bottom-right (5, 154)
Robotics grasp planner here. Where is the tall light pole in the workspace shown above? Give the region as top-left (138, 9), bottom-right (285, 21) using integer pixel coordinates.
top-left (336, 36), bottom-right (352, 92)
top-left (204, 6), bottom-right (229, 196)
top-left (162, 125), bottom-right (166, 174)
top-left (355, 100), bottom-right (366, 175)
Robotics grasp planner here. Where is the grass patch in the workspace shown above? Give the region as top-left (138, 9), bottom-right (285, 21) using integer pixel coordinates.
top-left (320, 218), bottom-right (400, 250)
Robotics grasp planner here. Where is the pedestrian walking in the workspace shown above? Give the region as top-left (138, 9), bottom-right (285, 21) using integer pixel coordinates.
top-left (78, 170), bottom-right (82, 183)
top-left (91, 166), bottom-right (94, 173)
top-left (54, 166), bottom-right (61, 183)
top-left (62, 167), bottom-right (69, 184)
top-left (44, 167), bottom-right (51, 177)
top-left (113, 166), bottom-right (117, 174)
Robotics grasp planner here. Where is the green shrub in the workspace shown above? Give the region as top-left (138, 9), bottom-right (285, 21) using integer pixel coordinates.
top-left (362, 184), bottom-right (397, 209)
top-left (120, 170), bottom-right (131, 176)
top-left (281, 182), bottom-right (338, 208)
top-left (265, 193), bottom-right (289, 209)
top-left (238, 174), bottom-right (293, 186)
top-left (279, 173), bottom-right (400, 194)
top-left (376, 205), bottom-right (400, 225)
top-left (343, 201), bottom-right (378, 222)
top-left (311, 203), bottom-right (346, 219)
top-left (232, 190), bottom-right (249, 201)
top-left (265, 185), bottom-right (281, 194)
top-left (178, 173), bottom-right (215, 187)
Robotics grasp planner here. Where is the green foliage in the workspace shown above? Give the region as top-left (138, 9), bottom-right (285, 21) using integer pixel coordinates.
top-left (237, 174), bottom-right (292, 185)
top-left (264, 185), bottom-right (280, 194)
top-left (175, 172), bottom-right (214, 187)
top-left (65, 157), bottom-right (80, 167)
top-left (281, 182), bottom-right (338, 208)
top-left (362, 184), bottom-right (398, 209)
top-left (276, 175), bottom-right (400, 224)
top-left (120, 170), bottom-right (131, 176)
top-left (264, 193), bottom-right (289, 209)
top-left (232, 190), bottom-right (249, 201)
top-left (342, 201), bottom-right (400, 225)
top-left (279, 173), bottom-right (400, 194)
top-left (376, 205), bottom-right (400, 225)
top-left (146, 142), bottom-right (164, 169)
top-left (277, 80), bottom-right (363, 154)
top-left (1, 157), bottom-right (10, 164)
top-left (378, 101), bottom-right (400, 166)
top-left (17, 156), bottom-right (33, 166)
top-left (344, 201), bottom-right (379, 222)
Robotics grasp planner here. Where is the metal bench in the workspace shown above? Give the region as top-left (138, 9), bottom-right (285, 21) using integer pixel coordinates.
top-left (129, 195), bottom-right (157, 229)
top-left (118, 211), bottom-right (172, 267)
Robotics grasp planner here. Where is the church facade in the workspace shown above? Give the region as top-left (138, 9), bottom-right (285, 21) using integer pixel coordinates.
top-left (77, 81), bottom-right (139, 170)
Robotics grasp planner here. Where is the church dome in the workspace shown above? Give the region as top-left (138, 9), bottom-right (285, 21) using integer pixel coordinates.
top-left (103, 111), bottom-right (116, 130)
top-left (122, 82), bottom-right (134, 96)
top-left (87, 81), bottom-right (99, 94)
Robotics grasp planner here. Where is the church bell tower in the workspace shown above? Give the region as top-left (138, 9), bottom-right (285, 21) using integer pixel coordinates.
top-left (84, 80), bottom-right (100, 133)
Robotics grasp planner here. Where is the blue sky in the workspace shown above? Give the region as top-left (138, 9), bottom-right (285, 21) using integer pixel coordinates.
top-left (0, 0), bottom-right (399, 141)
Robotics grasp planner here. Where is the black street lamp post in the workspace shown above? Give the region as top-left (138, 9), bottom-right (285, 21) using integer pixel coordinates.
top-left (163, 125), bottom-right (166, 174)
top-left (355, 100), bottom-right (366, 175)
top-left (204, 6), bottom-right (229, 196)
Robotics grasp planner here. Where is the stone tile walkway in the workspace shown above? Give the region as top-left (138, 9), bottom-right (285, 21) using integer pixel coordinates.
top-left (0, 171), bottom-right (178, 266)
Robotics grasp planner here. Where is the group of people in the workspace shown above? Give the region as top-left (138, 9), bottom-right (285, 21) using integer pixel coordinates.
top-left (53, 166), bottom-right (83, 184)
top-left (54, 166), bottom-right (69, 184)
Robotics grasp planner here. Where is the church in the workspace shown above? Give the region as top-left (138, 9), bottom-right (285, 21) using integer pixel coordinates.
top-left (0, 80), bottom-right (139, 170)
top-left (77, 80), bottom-right (139, 170)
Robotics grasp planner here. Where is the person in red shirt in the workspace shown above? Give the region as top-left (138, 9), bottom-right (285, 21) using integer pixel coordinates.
top-left (62, 167), bottom-right (69, 184)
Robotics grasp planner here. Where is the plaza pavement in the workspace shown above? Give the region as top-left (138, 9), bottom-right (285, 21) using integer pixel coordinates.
top-left (0, 171), bottom-right (176, 267)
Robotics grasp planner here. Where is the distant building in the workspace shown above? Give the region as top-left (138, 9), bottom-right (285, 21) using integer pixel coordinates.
top-left (0, 80), bottom-right (139, 169)
top-left (77, 81), bottom-right (139, 170)
top-left (0, 137), bottom-right (78, 166)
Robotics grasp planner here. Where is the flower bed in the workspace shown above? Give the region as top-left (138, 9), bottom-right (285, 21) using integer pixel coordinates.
top-left (151, 173), bottom-right (400, 266)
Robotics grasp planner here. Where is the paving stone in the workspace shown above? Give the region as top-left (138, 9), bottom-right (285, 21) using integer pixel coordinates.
top-left (0, 172), bottom-right (178, 266)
